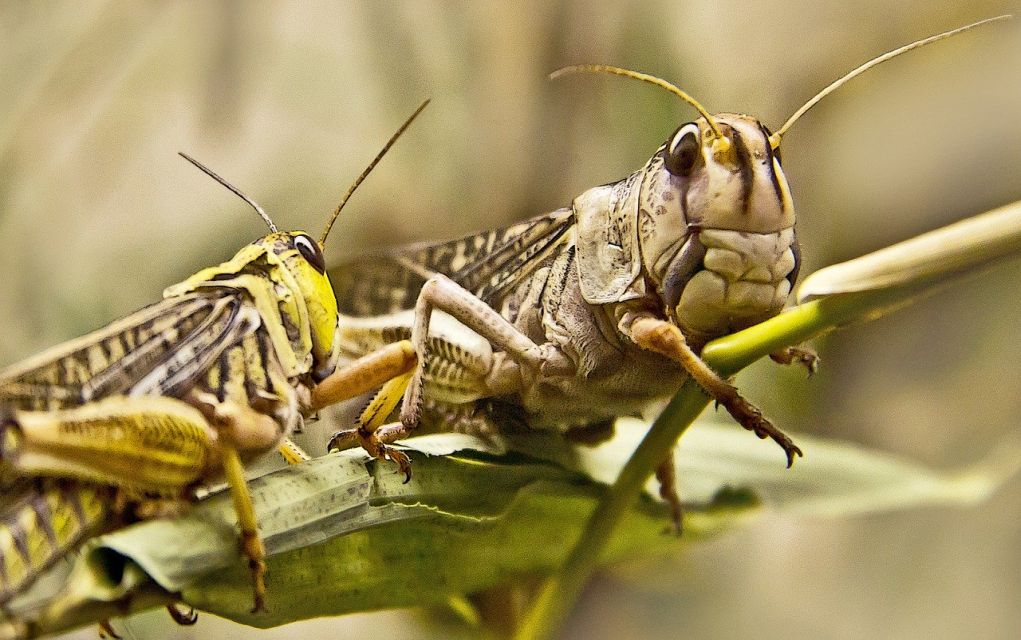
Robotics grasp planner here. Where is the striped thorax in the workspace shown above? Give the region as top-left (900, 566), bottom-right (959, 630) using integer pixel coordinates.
top-left (0, 228), bottom-right (340, 615)
top-left (0, 102), bottom-right (429, 619)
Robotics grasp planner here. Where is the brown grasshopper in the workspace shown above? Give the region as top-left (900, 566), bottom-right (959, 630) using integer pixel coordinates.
top-left (328, 18), bottom-right (1005, 528)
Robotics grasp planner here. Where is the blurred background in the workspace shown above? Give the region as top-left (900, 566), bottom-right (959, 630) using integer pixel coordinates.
top-left (1, 1), bottom-right (1018, 638)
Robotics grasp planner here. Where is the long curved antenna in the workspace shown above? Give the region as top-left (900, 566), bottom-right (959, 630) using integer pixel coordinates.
top-left (320, 99), bottom-right (431, 246)
top-left (178, 152), bottom-right (278, 232)
top-left (550, 65), bottom-right (727, 147)
top-left (772, 15), bottom-right (1010, 145)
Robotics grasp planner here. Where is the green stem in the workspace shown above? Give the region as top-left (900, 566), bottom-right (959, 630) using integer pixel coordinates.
top-left (512, 378), bottom-right (709, 640)
top-left (514, 286), bottom-right (919, 640)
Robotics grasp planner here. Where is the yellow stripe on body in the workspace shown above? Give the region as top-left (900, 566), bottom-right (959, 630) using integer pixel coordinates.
top-left (0, 481), bottom-right (110, 605)
top-left (165, 246), bottom-right (313, 380)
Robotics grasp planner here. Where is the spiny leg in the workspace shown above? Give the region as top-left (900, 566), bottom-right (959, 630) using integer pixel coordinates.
top-left (624, 314), bottom-right (802, 467)
top-left (310, 340), bottom-right (417, 411)
top-left (328, 371), bottom-right (414, 481)
top-left (399, 274), bottom-right (574, 430)
top-left (220, 445), bottom-right (267, 613)
top-left (192, 395), bottom-right (280, 613)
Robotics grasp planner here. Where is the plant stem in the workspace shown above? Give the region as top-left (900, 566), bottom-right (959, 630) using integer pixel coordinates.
top-left (512, 377), bottom-right (709, 640)
top-left (514, 286), bottom-right (917, 640)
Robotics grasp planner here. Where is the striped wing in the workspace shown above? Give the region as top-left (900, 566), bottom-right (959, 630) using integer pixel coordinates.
top-left (333, 207), bottom-right (575, 316)
top-left (0, 290), bottom-right (256, 411)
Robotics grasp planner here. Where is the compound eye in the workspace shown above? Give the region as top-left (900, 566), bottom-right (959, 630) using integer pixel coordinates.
top-left (664, 123), bottom-right (702, 177)
top-left (294, 234), bottom-right (326, 274)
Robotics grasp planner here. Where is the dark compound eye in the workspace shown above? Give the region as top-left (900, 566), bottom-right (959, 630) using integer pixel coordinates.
top-left (294, 234), bottom-right (326, 274)
top-left (664, 123), bottom-right (701, 177)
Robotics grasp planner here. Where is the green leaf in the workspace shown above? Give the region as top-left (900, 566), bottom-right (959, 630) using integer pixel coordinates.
top-left (19, 422), bottom-right (1019, 637)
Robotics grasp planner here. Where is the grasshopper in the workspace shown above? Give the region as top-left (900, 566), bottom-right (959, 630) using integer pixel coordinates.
top-left (0, 102), bottom-right (426, 622)
top-left (328, 18), bottom-right (1006, 528)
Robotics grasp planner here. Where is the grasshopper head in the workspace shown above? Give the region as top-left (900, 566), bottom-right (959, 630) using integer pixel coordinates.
top-left (637, 114), bottom-right (798, 338)
top-left (177, 102), bottom-right (429, 382)
top-left (256, 231), bottom-right (340, 381)
top-left (653, 114), bottom-right (795, 234)
top-left (561, 17), bottom-right (1010, 338)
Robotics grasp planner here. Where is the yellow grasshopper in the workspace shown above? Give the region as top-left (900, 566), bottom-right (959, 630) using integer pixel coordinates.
top-left (0, 102), bottom-right (426, 620)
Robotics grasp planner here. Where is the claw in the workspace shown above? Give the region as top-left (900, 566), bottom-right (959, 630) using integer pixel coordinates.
top-left (380, 445), bottom-right (413, 483)
top-left (783, 443), bottom-right (804, 468)
top-left (718, 393), bottom-right (802, 469)
top-left (98, 620), bottom-right (122, 639)
top-left (771, 347), bottom-right (820, 377)
top-left (768, 426), bottom-right (802, 468)
top-left (352, 424), bottom-right (415, 483)
top-left (166, 603), bottom-right (198, 626)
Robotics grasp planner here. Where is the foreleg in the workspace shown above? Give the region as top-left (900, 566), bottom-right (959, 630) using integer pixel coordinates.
top-left (310, 340), bottom-right (417, 411)
top-left (622, 313), bottom-right (802, 467)
top-left (327, 371), bottom-right (415, 481)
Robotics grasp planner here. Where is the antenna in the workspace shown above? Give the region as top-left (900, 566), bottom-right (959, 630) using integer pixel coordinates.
top-left (319, 98), bottom-right (431, 245)
top-left (772, 15), bottom-right (1010, 144)
top-left (550, 65), bottom-right (728, 149)
top-left (178, 152), bottom-right (278, 232)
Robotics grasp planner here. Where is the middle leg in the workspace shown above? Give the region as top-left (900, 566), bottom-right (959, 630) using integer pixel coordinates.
top-left (400, 274), bottom-right (574, 430)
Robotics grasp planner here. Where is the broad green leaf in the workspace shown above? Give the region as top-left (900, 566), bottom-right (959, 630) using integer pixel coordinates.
top-left (514, 419), bottom-right (1021, 517)
top-left (18, 422), bottom-right (1019, 637)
